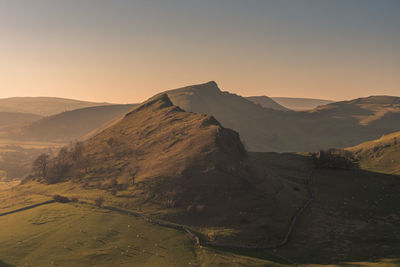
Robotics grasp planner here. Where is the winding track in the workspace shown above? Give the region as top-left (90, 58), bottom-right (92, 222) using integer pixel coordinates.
top-left (0, 169), bottom-right (315, 264)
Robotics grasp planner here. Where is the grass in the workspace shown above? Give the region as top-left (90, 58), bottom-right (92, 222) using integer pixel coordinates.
top-left (276, 168), bottom-right (400, 265)
top-left (0, 180), bottom-right (19, 190)
top-left (1, 151), bottom-right (399, 266)
top-left (0, 202), bottom-right (282, 267)
top-left (347, 131), bottom-right (400, 175)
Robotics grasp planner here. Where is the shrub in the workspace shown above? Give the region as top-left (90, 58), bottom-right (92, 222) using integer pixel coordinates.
top-left (111, 187), bottom-right (118, 196)
top-left (95, 196), bottom-right (105, 207)
top-left (53, 195), bottom-right (70, 203)
top-left (32, 153), bottom-right (50, 179)
top-left (312, 148), bottom-right (358, 169)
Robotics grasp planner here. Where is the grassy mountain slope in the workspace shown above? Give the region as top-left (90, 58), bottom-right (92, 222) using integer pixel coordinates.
top-left (347, 131), bottom-right (400, 175)
top-left (246, 96), bottom-right (290, 111)
top-left (164, 81), bottom-right (400, 152)
top-left (25, 93), bottom-right (310, 247)
top-left (0, 97), bottom-right (110, 116)
top-left (16, 104), bottom-right (136, 142)
top-left (272, 97), bottom-right (334, 111)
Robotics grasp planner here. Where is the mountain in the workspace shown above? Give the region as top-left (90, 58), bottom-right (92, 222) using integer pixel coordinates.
top-left (272, 97), bottom-right (334, 111)
top-left (0, 97), bottom-right (111, 116)
top-left (164, 81), bottom-right (400, 152)
top-left (347, 131), bottom-right (400, 175)
top-left (15, 104), bottom-right (136, 142)
top-left (245, 96), bottom-right (290, 111)
top-left (71, 94), bottom-right (248, 184)
top-left (29, 93), bottom-right (308, 247)
top-left (164, 81), bottom-right (302, 151)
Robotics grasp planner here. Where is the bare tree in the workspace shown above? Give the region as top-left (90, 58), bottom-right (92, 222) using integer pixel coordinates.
top-left (32, 153), bottom-right (50, 179)
top-left (72, 142), bottom-right (84, 161)
top-left (95, 196), bottom-right (105, 207)
top-left (57, 147), bottom-right (69, 161)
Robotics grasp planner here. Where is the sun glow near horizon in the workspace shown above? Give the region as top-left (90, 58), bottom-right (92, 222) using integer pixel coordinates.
top-left (0, 0), bottom-right (399, 103)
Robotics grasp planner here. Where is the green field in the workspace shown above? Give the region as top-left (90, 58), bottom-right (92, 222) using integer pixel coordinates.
top-left (1, 152), bottom-right (399, 266)
top-left (0, 202), bottom-right (284, 267)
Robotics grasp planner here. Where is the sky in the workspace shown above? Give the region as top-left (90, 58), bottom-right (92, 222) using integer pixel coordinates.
top-left (0, 0), bottom-right (399, 103)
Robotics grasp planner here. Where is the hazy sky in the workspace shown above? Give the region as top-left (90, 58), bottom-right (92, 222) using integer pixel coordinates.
top-left (0, 0), bottom-right (399, 103)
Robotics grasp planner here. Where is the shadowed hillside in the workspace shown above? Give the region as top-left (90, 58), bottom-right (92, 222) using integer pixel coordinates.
top-left (0, 97), bottom-right (111, 116)
top-left (276, 167), bottom-right (400, 265)
top-left (164, 81), bottom-right (303, 151)
top-left (164, 82), bottom-right (400, 152)
top-left (245, 96), bottom-right (290, 111)
top-left (271, 97), bottom-right (334, 111)
top-left (15, 104), bottom-right (136, 142)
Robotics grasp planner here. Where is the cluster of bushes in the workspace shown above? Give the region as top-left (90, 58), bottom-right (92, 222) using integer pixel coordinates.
top-left (52, 194), bottom-right (78, 203)
top-left (95, 196), bottom-right (105, 207)
top-left (312, 148), bottom-right (358, 169)
top-left (52, 194), bottom-right (105, 208)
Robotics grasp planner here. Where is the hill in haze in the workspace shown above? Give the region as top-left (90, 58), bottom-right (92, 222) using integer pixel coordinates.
top-left (0, 97), bottom-right (111, 116)
top-left (0, 112), bottom-right (42, 133)
top-left (245, 96), bottom-right (290, 111)
top-left (271, 97), bottom-right (334, 111)
top-left (311, 95), bottom-right (400, 125)
top-left (13, 104), bottom-right (136, 143)
top-left (164, 81), bottom-right (400, 152)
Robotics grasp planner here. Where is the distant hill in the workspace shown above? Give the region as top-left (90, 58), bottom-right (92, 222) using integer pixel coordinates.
top-left (311, 95), bottom-right (400, 125)
top-left (0, 112), bottom-right (42, 130)
top-left (272, 97), bottom-right (334, 111)
top-left (164, 81), bottom-right (400, 152)
top-left (0, 97), bottom-right (111, 116)
top-left (347, 131), bottom-right (400, 175)
top-left (245, 96), bottom-right (290, 111)
top-left (16, 104), bottom-right (136, 142)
